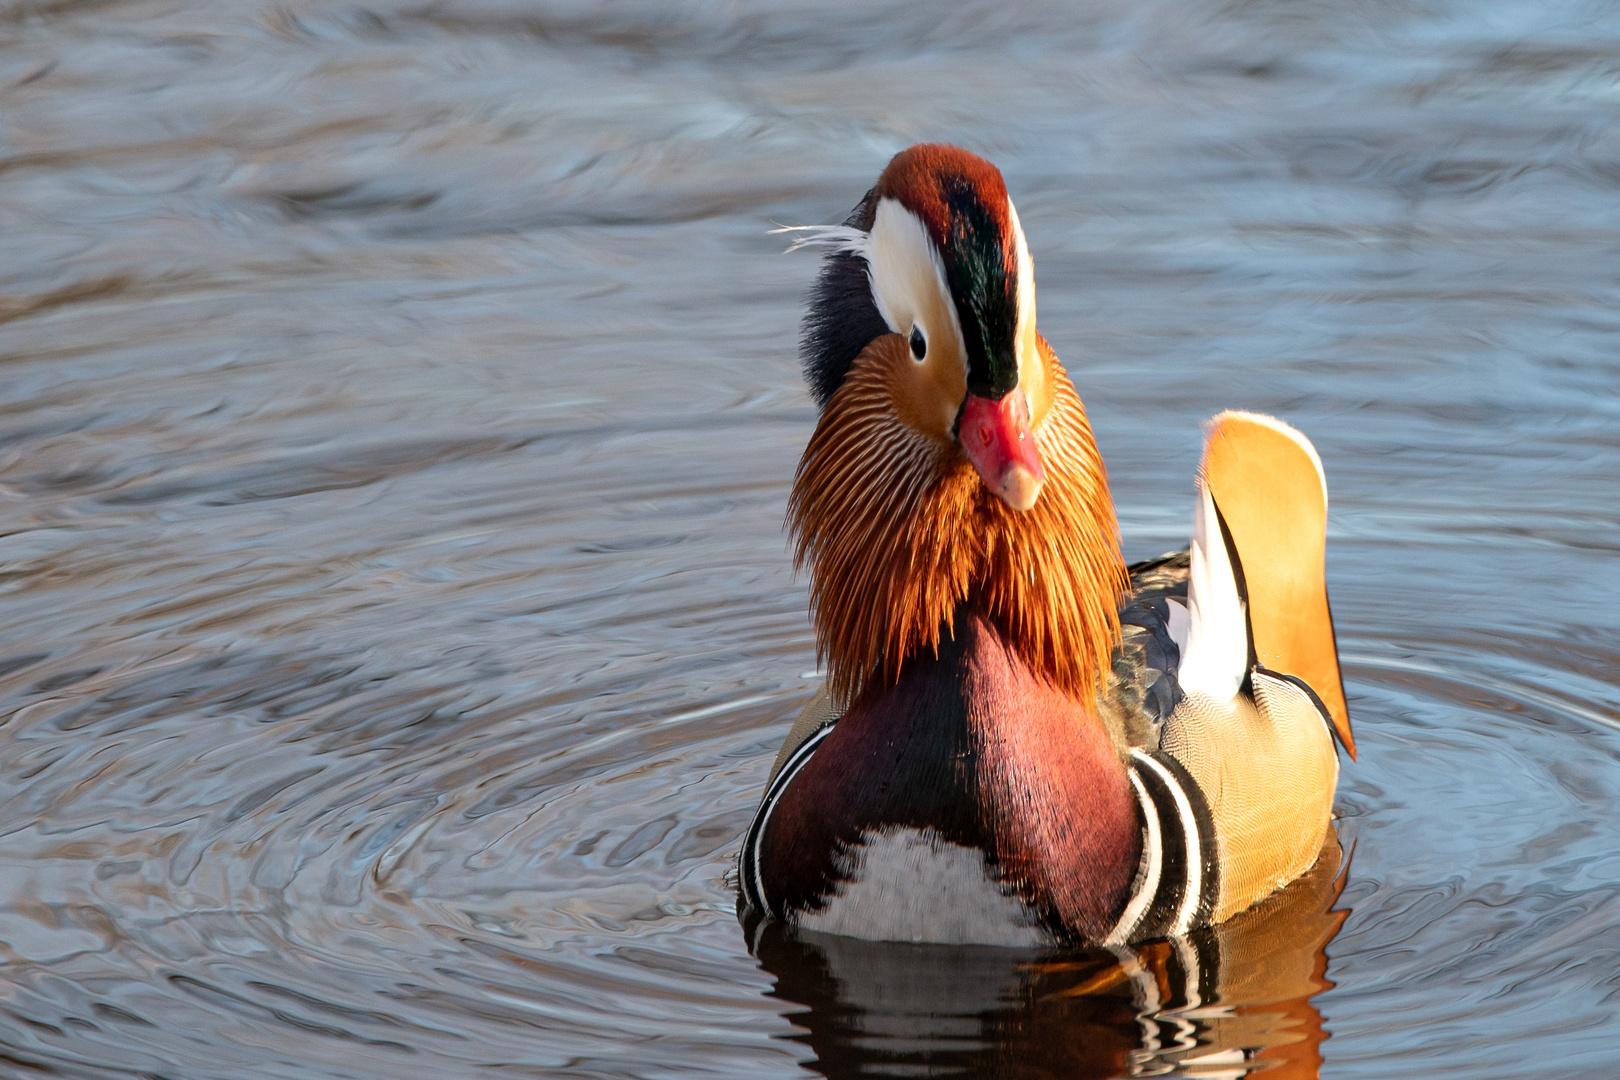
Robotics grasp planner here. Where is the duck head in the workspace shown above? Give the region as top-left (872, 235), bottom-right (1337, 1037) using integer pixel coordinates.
top-left (796, 144), bottom-right (1049, 510)
top-left (787, 144), bottom-right (1128, 708)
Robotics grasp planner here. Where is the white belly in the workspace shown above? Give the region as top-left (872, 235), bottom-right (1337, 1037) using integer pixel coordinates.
top-left (793, 826), bottom-right (1052, 947)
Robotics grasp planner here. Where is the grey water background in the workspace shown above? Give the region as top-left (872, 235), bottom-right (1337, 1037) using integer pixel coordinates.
top-left (1, 0), bottom-right (1618, 1076)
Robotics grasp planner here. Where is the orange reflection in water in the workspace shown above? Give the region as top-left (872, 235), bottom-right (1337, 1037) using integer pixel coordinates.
top-left (750, 832), bottom-right (1348, 1079)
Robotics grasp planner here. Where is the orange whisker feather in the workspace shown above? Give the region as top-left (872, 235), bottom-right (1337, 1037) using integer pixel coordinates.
top-left (789, 334), bottom-right (1127, 708)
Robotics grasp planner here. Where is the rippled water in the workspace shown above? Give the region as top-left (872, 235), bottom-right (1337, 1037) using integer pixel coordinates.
top-left (1, 1), bottom-right (1618, 1076)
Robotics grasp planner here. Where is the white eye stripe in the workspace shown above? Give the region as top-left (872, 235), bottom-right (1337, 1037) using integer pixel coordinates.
top-left (1006, 196), bottom-right (1034, 342)
top-left (866, 198), bottom-right (966, 369)
top-left (1005, 195), bottom-right (1039, 395)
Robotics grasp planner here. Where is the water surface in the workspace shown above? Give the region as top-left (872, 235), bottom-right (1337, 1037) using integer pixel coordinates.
top-left (0, 0), bottom-right (1618, 1076)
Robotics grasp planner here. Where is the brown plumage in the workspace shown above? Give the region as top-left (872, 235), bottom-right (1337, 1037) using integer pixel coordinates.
top-left (788, 331), bottom-right (1128, 709)
top-left (745, 143), bottom-right (1349, 947)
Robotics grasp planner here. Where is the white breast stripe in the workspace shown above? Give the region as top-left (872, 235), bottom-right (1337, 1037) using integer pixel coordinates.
top-left (745, 723), bottom-right (834, 913)
top-left (1130, 750), bottom-right (1204, 936)
top-left (1105, 765), bottom-right (1163, 945)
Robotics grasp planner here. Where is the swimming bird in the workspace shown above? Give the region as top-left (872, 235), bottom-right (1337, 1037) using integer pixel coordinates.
top-left (742, 144), bottom-right (1353, 947)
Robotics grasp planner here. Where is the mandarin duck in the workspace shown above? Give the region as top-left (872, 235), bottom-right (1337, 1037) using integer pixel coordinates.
top-left (742, 144), bottom-right (1354, 947)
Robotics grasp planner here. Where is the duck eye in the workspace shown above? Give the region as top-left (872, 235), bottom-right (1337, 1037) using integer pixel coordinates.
top-left (909, 325), bottom-right (927, 361)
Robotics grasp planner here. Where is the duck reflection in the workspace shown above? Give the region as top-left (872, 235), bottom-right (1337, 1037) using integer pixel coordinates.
top-left (747, 833), bottom-right (1347, 1079)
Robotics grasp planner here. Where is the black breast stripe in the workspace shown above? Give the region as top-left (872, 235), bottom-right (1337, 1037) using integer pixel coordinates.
top-left (1147, 750), bottom-right (1219, 933)
top-left (740, 722), bottom-right (834, 916)
top-left (1112, 750), bottom-right (1220, 942)
top-left (1119, 753), bottom-right (1186, 941)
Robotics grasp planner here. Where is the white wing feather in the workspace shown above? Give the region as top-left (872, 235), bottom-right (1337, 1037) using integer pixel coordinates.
top-left (1176, 483), bottom-right (1248, 703)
